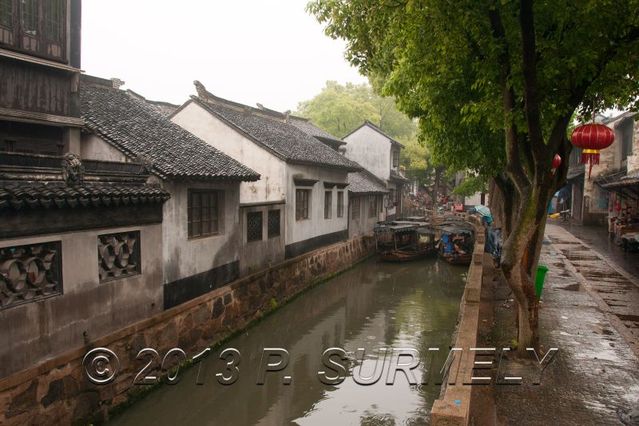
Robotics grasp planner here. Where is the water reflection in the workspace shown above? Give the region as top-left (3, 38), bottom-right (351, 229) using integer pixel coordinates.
top-left (109, 258), bottom-right (466, 426)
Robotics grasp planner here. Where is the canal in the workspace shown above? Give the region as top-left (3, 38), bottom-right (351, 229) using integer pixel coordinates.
top-left (109, 257), bottom-right (467, 425)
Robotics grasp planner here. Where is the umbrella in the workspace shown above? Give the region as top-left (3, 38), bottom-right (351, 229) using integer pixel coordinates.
top-left (473, 204), bottom-right (493, 224)
top-left (474, 204), bottom-right (492, 217)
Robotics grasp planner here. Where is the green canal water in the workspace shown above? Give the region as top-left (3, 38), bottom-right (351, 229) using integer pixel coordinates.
top-left (109, 257), bottom-right (467, 425)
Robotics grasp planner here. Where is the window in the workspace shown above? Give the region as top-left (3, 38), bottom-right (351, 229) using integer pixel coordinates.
top-left (351, 197), bottom-right (360, 220)
top-left (21, 0), bottom-right (37, 35)
top-left (296, 189), bottom-right (310, 220)
top-left (620, 119), bottom-right (634, 162)
top-left (0, 0), bottom-right (11, 28)
top-left (324, 191), bottom-right (332, 219)
top-left (45, 0), bottom-right (64, 41)
top-left (98, 232), bottom-right (141, 283)
top-left (268, 210), bottom-right (281, 238)
top-left (0, 241), bottom-right (62, 309)
top-left (1, 0), bottom-right (67, 61)
top-left (378, 195), bottom-right (384, 213)
top-left (368, 195), bottom-right (377, 218)
top-left (392, 150), bottom-right (400, 168)
top-left (246, 211), bottom-right (263, 242)
top-left (389, 189), bottom-right (396, 207)
top-left (188, 190), bottom-right (220, 238)
top-left (337, 191), bottom-right (344, 218)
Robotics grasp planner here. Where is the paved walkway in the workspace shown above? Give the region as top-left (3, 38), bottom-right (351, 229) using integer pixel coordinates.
top-left (490, 224), bottom-right (639, 425)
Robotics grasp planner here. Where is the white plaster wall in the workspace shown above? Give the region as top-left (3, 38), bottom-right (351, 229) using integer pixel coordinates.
top-left (80, 134), bottom-right (129, 162)
top-left (344, 125), bottom-right (392, 182)
top-left (348, 194), bottom-right (385, 238)
top-left (285, 164), bottom-right (349, 245)
top-left (161, 180), bottom-right (242, 284)
top-left (0, 223), bottom-right (163, 376)
top-left (171, 102), bottom-right (287, 204)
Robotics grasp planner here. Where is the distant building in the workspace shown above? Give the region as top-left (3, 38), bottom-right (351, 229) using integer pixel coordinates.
top-left (80, 76), bottom-right (259, 309)
top-left (567, 112), bottom-right (636, 226)
top-left (171, 81), bottom-right (360, 262)
top-left (343, 121), bottom-right (409, 218)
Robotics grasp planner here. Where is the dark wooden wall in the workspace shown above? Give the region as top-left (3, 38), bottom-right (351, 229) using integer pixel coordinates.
top-left (0, 59), bottom-right (78, 117)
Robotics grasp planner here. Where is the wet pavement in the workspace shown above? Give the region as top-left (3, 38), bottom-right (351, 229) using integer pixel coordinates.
top-left (108, 258), bottom-right (468, 426)
top-left (557, 220), bottom-right (639, 278)
top-left (492, 224), bottom-right (639, 425)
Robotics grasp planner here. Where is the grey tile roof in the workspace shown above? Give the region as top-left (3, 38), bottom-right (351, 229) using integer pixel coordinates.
top-left (0, 180), bottom-right (170, 211)
top-left (288, 116), bottom-right (346, 147)
top-left (348, 170), bottom-right (388, 194)
top-left (80, 81), bottom-right (259, 182)
top-left (188, 88), bottom-right (360, 171)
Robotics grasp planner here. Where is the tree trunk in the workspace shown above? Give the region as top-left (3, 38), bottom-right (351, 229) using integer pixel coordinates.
top-left (500, 180), bottom-right (555, 350)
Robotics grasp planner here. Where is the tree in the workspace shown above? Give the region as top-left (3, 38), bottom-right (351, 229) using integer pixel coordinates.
top-left (296, 80), bottom-right (416, 139)
top-left (308, 0), bottom-right (639, 348)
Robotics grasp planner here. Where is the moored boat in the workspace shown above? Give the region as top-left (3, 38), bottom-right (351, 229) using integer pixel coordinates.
top-left (435, 221), bottom-right (475, 265)
top-left (374, 221), bottom-right (437, 262)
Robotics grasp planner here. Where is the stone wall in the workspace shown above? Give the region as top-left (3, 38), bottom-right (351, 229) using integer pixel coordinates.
top-left (431, 215), bottom-right (485, 426)
top-left (0, 236), bottom-right (375, 425)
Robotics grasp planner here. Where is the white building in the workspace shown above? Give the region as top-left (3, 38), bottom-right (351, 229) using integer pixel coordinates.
top-left (171, 81), bottom-right (361, 261)
top-left (79, 75), bottom-right (260, 308)
top-left (343, 121), bottom-right (409, 218)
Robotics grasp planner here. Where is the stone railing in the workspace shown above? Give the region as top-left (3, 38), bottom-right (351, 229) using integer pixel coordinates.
top-left (431, 214), bottom-right (485, 425)
top-left (0, 236), bottom-right (375, 425)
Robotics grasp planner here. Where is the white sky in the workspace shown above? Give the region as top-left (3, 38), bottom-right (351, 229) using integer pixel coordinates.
top-left (81, 0), bottom-right (367, 111)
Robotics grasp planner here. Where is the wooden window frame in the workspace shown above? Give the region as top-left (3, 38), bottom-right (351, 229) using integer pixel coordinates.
top-left (268, 209), bottom-right (281, 238)
top-left (351, 196), bottom-right (360, 220)
top-left (0, 0), bottom-right (68, 63)
top-left (324, 190), bottom-right (332, 219)
top-left (187, 189), bottom-right (221, 239)
top-left (296, 188), bottom-right (310, 221)
top-left (337, 191), bottom-right (344, 218)
top-left (368, 195), bottom-right (377, 218)
top-left (392, 150), bottom-right (400, 168)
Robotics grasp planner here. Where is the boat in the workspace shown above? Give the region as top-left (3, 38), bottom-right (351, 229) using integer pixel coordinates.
top-left (374, 221), bottom-right (437, 262)
top-left (435, 221), bottom-right (475, 265)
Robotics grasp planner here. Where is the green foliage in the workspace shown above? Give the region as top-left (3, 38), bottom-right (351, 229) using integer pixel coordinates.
top-left (452, 175), bottom-right (488, 197)
top-left (308, 0), bottom-right (639, 177)
top-left (296, 80), bottom-right (416, 139)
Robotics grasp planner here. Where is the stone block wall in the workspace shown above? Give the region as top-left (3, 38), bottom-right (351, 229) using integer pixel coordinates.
top-left (0, 236), bottom-right (375, 425)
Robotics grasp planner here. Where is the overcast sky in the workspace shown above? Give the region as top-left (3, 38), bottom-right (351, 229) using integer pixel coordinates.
top-left (81, 0), bottom-right (367, 112)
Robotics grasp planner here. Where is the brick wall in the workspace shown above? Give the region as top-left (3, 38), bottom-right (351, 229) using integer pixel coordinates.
top-left (0, 236), bottom-right (375, 425)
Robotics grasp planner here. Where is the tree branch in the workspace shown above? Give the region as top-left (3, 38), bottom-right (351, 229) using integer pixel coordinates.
top-left (519, 0), bottom-right (545, 164)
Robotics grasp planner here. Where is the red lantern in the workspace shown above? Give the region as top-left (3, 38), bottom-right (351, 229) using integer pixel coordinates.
top-left (551, 153), bottom-right (562, 171)
top-left (570, 123), bottom-right (615, 178)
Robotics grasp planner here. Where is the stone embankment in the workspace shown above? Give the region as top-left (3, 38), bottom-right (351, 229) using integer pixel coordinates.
top-left (0, 236), bottom-right (375, 425)
top-left (431, 214), bottom-right (486, 425)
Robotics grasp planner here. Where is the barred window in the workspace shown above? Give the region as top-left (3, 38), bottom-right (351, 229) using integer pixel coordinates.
top-left (324, 191), bottom-right (332, 219)
top-left (368, 195), bottom-right (377, 218)
top-left (246, 211), bottom-right (263, 242)
top-left (296, 189), bottom-right (310, 220)
top-left (188, 190), bottom-right (220, 238)
top-left (392, 150), bottom-right (400, 168)
top-left (351, 197), bottom-right (360, 220)
top-left (268, 210), bottom-right (280, 238)
top-left (337, 191), bottom-right (344, 218)
top-left (98, 231), bottom-right (141, 283)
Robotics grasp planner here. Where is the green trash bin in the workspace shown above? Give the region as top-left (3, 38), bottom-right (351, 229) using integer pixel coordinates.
top-left (535, 264), bottom-right (549, 298)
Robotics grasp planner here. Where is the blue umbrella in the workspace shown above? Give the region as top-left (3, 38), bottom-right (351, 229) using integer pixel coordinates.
top-left (473, 204), bottom-right (493, 224)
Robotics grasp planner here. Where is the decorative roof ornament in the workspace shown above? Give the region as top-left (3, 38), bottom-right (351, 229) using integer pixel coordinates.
top-left (61, 153), bottom-right (84, 186)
